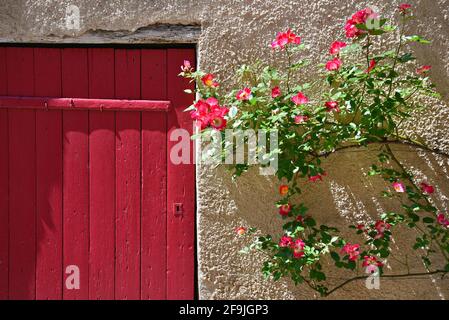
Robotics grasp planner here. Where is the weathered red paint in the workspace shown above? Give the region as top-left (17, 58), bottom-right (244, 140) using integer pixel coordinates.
top-left (0, 96), bottom-right (170, 112)
top-left (0, 46), bottom-right (196, 300)
top-left (35, 48), bottom-right (63, 300)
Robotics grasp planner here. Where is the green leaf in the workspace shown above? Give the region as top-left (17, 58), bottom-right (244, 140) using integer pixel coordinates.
top-left (310, 269), bottom-right (326, 281)
top-left (398, 53), bottom-right (415, 63)
top-left (423, 217), bottom-right (435, 224)
top-left (409, 213), bottom-right (420, 222)
top-left (305, 217), bottom-right (316, 227)
top-left (249, 97), bottom-right (258, 106)
top-left (404, 35), bottom-right (431, 44)
top-left (330, 251), bottom-right (340, 262)
top-left (369, 29), bottom-right (386, 36)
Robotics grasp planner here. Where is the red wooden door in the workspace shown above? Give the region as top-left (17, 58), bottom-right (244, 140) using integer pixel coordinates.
top-left (0, 46), bottom-right (195, 300)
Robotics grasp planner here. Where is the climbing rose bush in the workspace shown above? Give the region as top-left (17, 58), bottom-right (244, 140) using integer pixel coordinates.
top-left (180, 5), bottom-right (449, 296)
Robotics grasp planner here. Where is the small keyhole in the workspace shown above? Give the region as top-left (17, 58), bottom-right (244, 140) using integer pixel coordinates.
top-left (174, 203), bottom-right (183, 216)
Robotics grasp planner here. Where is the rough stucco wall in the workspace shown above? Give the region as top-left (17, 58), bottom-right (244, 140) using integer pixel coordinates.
top-left (1, 0), bottom-right (449, 299)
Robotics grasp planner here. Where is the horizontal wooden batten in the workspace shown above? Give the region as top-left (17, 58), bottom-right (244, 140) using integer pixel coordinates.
top-left (0, 96), bottom-right (170, 112)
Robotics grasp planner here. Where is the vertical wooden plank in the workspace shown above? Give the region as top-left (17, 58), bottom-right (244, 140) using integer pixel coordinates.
top-left (88, 48), bottom-right (115, 299)
top-left (34, 48), bottom-right (63, 300)
top-left (6, 47), bottom-right (36, 300)
top-left (6, 47), bottom-right (34, 96)
top-left (166, 48), bottom-right (196, 300)
top-left (62, 48), bottom-right (89, 99)
top-left (140, 49), bottom-right (167, 299)
top-left (8, 111), bottom-right (36, 300)
top-left (115, 112), bottom-right (141, 299)
top-left (34, 48), bottom-right (62, 97)
top-left (141, 113), bottom-right (167, 300)
top-left (115, 49), bottom-right (141, 300)
top-left (0, 47), bottom-right (8, 299)
top-left (141, 49), bottom-right (166, 100)
top-left (61, 48), bottom-right (89, 300)
top-left (115, 49), bottom-right (141, 99)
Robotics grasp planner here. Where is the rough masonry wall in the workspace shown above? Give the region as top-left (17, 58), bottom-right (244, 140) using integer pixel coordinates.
top-left (1, 0), bottom-right (449, 299)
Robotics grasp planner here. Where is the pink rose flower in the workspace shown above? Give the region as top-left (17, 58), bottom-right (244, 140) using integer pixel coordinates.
top-left (326, 57), bottom-right (342, 71)
top-left (344, 8), bottom-right (377, 38)
top-left (292, 239), bottom-right (305, 258)
top-left (271, 29), bottom-right (301, 49)
top-left (181, 60), bottom-right (193, 73)
top-left (392, 181), bottom-right (405, 193)
top-left (294, 115), bottom-right (309, 124)
top-left (291, 92), bottom-right (309, 105)
top-left (341, 243), bottom-right (360, 261)
top-left (437, 214), bottom-right (449, 227)
top-left (236, 87), bottom-right (252, 101)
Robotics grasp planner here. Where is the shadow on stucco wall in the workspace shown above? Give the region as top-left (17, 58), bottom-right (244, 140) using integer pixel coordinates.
top-left (199, 144), bottom-right (449, 300)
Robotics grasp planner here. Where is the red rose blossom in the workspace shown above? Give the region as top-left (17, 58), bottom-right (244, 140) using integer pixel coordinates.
top-left (362, 255), bottom-right (383, 267)
top-left (330, 41), bottom-right (347, 55)
top-left (279, 235), bottom-right (294, 247)
top-left (190, 98), bottom-right (229, 131)
top-left (201, 73), bottom-right (219, 88)
top-left (279, 204), bottom-right (292, 216)
top-left (417, 65), bottom-right (431, 75)
top-left (308, 172), bottom-right (326, 182)
top-left (271, 86), bottom-right (281, 98)
top-left (398, 3), bottom-right (412, 14)
top-left (325, 101), bottom-right (340, 113)
top-left (366, 59), bottom-right (376, 73)
top-left (420, 182), bottom-right (435, 194)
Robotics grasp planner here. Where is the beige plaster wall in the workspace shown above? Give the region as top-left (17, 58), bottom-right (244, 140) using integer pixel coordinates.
top-left (1, 0), bottom-right (449, 299)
